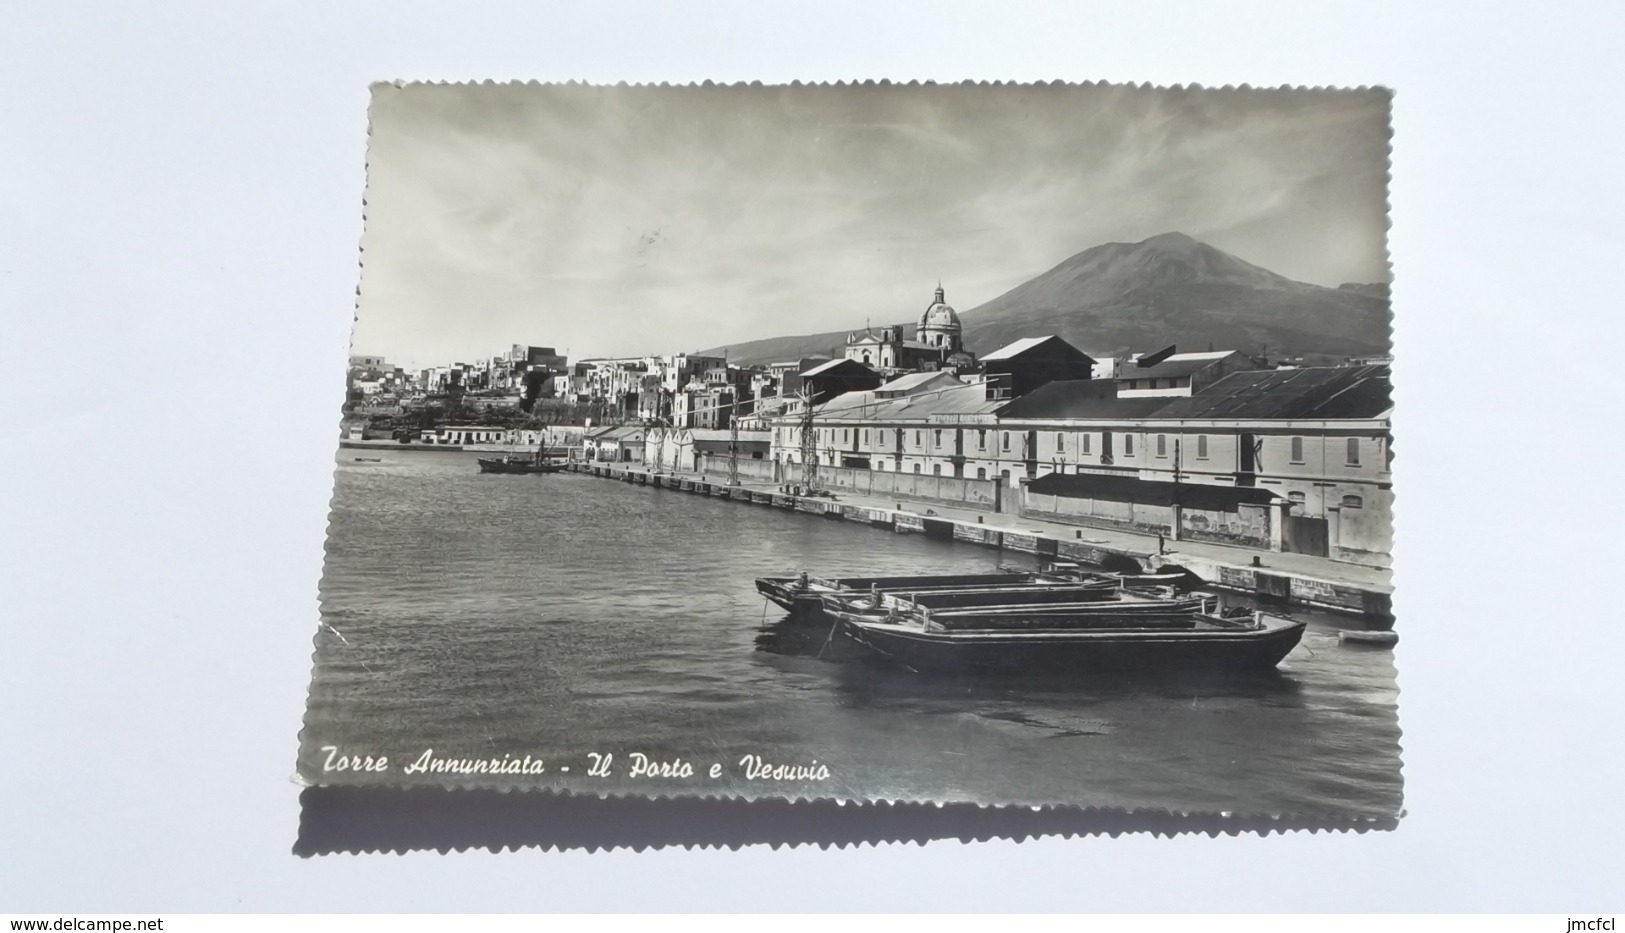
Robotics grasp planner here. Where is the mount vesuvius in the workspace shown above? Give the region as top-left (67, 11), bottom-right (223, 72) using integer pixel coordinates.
top-left (703, 232), bottom-right (1391, 365)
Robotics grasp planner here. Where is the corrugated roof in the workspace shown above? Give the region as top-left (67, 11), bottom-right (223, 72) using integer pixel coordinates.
top-left (1027, 472), bottom-right (1281, 510)
top-left (795, 364), bottom-right (1391, 425)
top-left (980, 335), bottom-right (1057, 361)
top-left (812, 388), bottom-right (886, 418)
top-left (994, 380), bottom-right (1173, 420)
top-left (801, 358), bottom-right (875, 377)
top-left (1139, 350), bottom-right (1235, 361)
top-left (907, 385), bottom-right (1005, 420)
top-left (812, 382), bottom-right (1000, 422)
top-left (1116, 352), bottom-right (1244, 381)
top-left (876, 371), bottom-right (958, 395)
top-left (1150, 365), bottom-right (1392, 420)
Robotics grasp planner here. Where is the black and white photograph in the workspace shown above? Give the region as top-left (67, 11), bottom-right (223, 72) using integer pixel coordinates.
top-left (298, 80), bottom-right (1399, 819)
top-left (16, 0), bottom-right (1625, 918)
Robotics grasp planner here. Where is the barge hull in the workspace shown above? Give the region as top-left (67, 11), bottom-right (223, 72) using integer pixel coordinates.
top-left (838, 617), bottom-right (1306, 674)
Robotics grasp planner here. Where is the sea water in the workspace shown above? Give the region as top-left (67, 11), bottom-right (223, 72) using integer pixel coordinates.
top-left (301, 447), bottom-right (1402, 817)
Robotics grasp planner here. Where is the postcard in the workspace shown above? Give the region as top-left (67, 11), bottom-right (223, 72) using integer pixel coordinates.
top-left (299, 81), bottom-right (1400, 829)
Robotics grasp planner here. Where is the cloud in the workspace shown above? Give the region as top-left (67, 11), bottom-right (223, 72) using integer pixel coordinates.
top-left (353, 83), bottom-right (1391, 366)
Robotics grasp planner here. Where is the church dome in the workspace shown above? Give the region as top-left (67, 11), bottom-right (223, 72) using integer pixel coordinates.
top-left (918, 285), bottom-right (961, 332)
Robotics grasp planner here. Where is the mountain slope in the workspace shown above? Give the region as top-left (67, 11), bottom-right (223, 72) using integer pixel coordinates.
top-left (707, 232), bottom-right (1391, 365)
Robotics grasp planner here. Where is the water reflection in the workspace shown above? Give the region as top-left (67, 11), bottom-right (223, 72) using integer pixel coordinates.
top-left (755, 611), bottom-right (1308, 706)
top-left (306, 448), bottom-right (1403, 816)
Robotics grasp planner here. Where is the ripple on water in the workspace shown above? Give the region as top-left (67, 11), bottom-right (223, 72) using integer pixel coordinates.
top-left (303, 452), bottom-right (1403, 815)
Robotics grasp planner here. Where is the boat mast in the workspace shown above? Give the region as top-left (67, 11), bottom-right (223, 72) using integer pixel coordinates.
top-left (676, 389), bottom-right (749, 483)
top-left (721, 351), bottom-right (740, 487)
top-left (798, 387), bottom-right (818, 494)
top-left (727, 397), bottom-right (740, 487)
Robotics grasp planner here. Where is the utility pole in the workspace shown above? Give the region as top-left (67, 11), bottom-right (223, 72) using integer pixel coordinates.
top-left (1171, 435), bottom-right (1182, 548)
top-left (678, 388), bottom-right (752, 485)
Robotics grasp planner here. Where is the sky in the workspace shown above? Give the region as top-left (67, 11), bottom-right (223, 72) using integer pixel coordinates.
top-left (352, 82), bottom-right (1392, 369)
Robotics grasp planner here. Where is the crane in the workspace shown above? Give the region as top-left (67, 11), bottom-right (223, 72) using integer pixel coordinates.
top-left (671, 389), bottom-right (755, 486)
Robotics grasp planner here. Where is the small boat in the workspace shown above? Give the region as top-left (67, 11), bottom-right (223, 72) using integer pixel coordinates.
top-left (477, 429), bottom-right (569, 474)
top-left (1339, 629), bottom-right (1399, 648)
top-left (477, 456), bottom-right (566, 474)
top-left (1042, 559), bottom-right (1201, 592)
top-left (900, 596), bottom-right (1216, 629)
top-left (757, 572), bottom-right (1042, 612)
top-left (822, 598), bottom-right (1306, 673)
top-left (755, 572), bottom-right (1116, 618)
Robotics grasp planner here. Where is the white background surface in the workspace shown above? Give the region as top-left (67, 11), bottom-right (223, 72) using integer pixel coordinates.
top-left (3, 0), bottom-right (1622, 912)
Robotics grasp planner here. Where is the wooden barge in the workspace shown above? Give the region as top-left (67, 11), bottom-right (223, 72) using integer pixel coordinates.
top-left (476, 456), bottom-right (568, 474)
top-left (824, 601), bottom-right (1305, 673)
top-left (754, 568), bottom-right (1303, 673)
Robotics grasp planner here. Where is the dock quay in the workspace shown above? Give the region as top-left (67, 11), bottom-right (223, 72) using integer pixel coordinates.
top-left (565, 462), bottom-right (1393, 621)
top-left (341, 438), bottom-right (465, 452)
top-left (339, 438), bottom-right (577, 457)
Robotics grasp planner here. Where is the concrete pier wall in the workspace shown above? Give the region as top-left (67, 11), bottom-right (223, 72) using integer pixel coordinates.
top-left (566, 463), bottom-right (1391, 620)
top-left (811, 465), bottom-right (1004, 513)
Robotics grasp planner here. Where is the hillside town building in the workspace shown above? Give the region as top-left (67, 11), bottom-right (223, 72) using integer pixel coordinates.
top-left (842, 286), bottom-right (979, 375)
top-left (768, 335), bottom-right (1393, 564)
top-left (1113, 349), bottom-right (1251, 397)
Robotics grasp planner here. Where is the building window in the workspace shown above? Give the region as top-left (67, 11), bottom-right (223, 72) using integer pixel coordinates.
top-left (977, 429), bottom-right (987, 450)
top-left (1196, 435), bottom-right (1208, 459)
top-left (934, 429), bottom-right (942, 447)
top-left (1288, 491), bottom-right (1306, 507)
top-left (1002, 432), bottom-right (1010, 451)
top-left (1290, 437), bottom-right (1305, 463)
top-left (932, 464), bottom-right (941, 476)
top-left (1081, 433), bottom-right (1091, 454)
top-left (1124, 434), bottom-right (1135, 456)
top-left (1000, 470), bottom-right (1010, 482)
top-left (914, 430), bottom-right (921, 446)
top-left (1347, 438), bottom-right (1360, 465)
top-left (976, 468), bottom-right (987, 480)
top-left (1342, 494), bottom-right (1364, 509)
top-left (1156, 434), bottom-right (1167, 457)
top-left (842, 429), bottom-right (848, 443)
top-left (913, 464), bottom-right (921, 474)
top-left (1056, 432), bottom-right (1065, 453)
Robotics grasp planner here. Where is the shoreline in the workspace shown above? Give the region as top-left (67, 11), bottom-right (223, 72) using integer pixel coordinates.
top-left (562, 461), bottom-right (1394, 623)
top-left (340, 439), bottom-right (561, 454)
